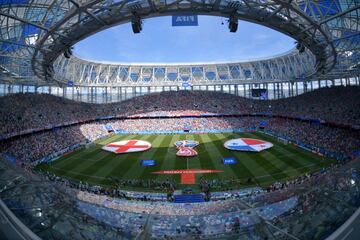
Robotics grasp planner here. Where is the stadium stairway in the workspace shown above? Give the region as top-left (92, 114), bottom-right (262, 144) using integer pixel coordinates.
top-left (174, 194), bottom-right (205, 203)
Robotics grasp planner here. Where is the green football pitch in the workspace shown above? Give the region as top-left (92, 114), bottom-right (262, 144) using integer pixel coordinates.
top-left (36, 132), bottom-right (334, 192)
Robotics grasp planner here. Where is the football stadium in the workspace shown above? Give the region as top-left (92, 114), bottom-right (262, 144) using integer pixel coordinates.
top-left (0, 1), bottom-right (360, 240)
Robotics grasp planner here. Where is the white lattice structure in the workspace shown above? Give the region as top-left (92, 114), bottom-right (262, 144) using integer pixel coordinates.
top-left (54, 50), bottom-right (315, 86)
top-left (0, 0), bottom-right (360, 86)
top-left (0, 0), bottom-right (359, 102)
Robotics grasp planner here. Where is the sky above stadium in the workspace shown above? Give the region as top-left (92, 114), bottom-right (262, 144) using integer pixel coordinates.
top-left (74, 15), bottom-right (295, 63)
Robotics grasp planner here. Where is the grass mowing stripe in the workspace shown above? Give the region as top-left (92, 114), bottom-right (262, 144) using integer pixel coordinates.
top-left (155, 134), bottom-right (181, 182)
top-left (100, 135), bottom-right (159, 184)
top-left (64, 135), bottom-right (139, 176)
top-left (209, 133), bottom-right (256, 181)
top-left (201, 133), bottom-right (239, 180)
top-left (53, 134), bottom-right (130, 169)
top-left (96, 134), bottom-right (127, 145)
top-left (136, 135), bottom-right (175, 180)
top-left (87, 135), bottom-right (147, 178)
top-left (74, 153), bottom-right (126, 182)
top-left (246, 132), bottom-right (309, 176)
top-left (193, 134), bottom-right (215, 170)
top-left (53, 149), bottom-right (96, 168)
top-left (113, 134), bottom-right (162, 179)
top-left (63, 152), bottom-right (115, 181)
top-left (185, 134), bottom-right (202, 170)
top-left (173, 134), bottom-right (188, 171)
top-left (51, 149), bottom-right (109, 173)
top-left (255, 132), bottom-right (327, 165)
top-left (223, 132), bottom-right (277, 184)
top-left (261, 149), bottom-right (305, 176)
top-left (194, 134), bottom-right (220, 182)
top-left (158, 134), bottom-right (180, 171)
top-left (253, 163), bottom-right (325, 187)
top-left (52, 147), bottom-right (101, 169)
top-left (250, 152), bottom-right (292, 180)
top-left (253, 132), bottom-right (334, 171)
top-left (243, 132), bottom-right (321, 182)
top-left (241, 132), bottom-right (298, 180)
top-left (39, 132), bottom-right (335, 191)
top-left (242, 132), bottom-right (329, 184)
top-left (75, 135), bottom-right (152, 184)
top-left (105, 135), bottom-right (157, 176)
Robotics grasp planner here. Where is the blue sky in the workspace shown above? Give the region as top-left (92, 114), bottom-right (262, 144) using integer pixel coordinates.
top-left (74, 15), bottom-right (295, 63)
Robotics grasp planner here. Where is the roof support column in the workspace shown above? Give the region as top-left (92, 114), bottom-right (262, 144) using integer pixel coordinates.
top-left (288, 82), bottom-right (291, 97)
top-left (117, 87), bottom-right (120, 102)
top-left (71, 86), bottom-right (74, 100)
top-left (272, 83), bottom-right (275, 99)
top-left (109, 86), bottom-right (112, 103)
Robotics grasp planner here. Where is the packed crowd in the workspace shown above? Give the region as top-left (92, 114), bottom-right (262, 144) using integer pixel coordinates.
top-left (265, 86), bottom-right (360, 126)
top-left (0, 86), bottom-right (359, 138)
top-left (75, 196), bottom-right (298, 239)
top-left (129, 110), bottom-right (216, 117)
top-left (0, 85), bottom-right (359, 200)
top-left (0, 93), bottom-right (105, 137)
top-left (241, 160), bottom-right (360, 239)
top-left (266, 118), bottom-right (360, 157)
top-left (0, 126), bottom-right (88, 164)
top-left (1, 149), bottom-right (359, 240)
top-left (97, 117), bottom-right (360, 157)
top-left (1, 115), bottom-right (358, 165)
top-left (1, 117), bottom-right (253, 163)
top-left (108, 117), bottom-right (258, 132)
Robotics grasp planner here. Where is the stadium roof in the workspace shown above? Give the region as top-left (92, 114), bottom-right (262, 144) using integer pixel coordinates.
top-left (0, 0), bottom-right (359, 86)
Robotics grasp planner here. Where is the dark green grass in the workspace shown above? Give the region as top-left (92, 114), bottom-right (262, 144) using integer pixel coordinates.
top-left (36, 132), bottom-right (335, 192)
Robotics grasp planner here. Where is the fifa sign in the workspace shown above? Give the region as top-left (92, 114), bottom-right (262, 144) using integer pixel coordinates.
top-left (172, 14), bottom-right (198, 26)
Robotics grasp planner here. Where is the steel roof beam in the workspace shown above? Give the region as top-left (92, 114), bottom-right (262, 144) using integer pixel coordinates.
top-left (0, 0), bottom-right (358, 85)
top-left (0, 10), bottom-right (50, 31)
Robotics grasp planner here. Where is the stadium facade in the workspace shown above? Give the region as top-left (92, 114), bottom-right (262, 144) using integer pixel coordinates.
top-left (0, 0), bottom-right (359, 103)
top-left (0, 1), bottom-right (360, 240)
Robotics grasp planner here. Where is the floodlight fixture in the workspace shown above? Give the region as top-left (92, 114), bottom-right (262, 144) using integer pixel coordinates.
top-left (131, 12), bottom-right (142, 34)
top-left (228, 13), bottom-right (238, 33)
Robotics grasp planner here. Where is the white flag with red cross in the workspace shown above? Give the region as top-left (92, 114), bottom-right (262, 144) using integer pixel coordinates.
top-left (102, 140), bottom-right (151, 154)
